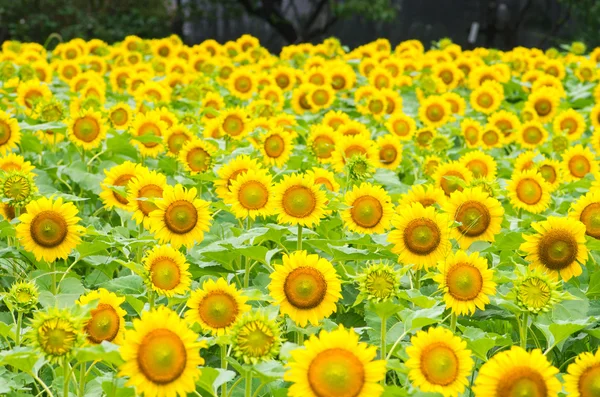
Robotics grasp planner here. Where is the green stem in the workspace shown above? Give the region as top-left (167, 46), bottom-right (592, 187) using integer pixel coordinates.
top-left (148, 290), bottom-right (155, 310)
top-left (63, 358), bottom-right (70, 397)
top-left (15, 311), bottom-right (22, 346)
top-left (414, 269), bottom-right (421, 290)
top-left (221, 344), bottom-right (228, 397)
top-left (380, 315), bottom-right (387, 361)
top-left (78, 363), bottom-right (86, 397)
top-left (245, 371), bottom-right (252, 397)
top-left (520, 312), bottom-right (529, 349)
top-left (243, 256), bottom-right (249, 289)
top-left (297, 331), bottom-right (304, 345)
top-left (51, 261), bottom-right (57, 295)
top-left (450, 312), bottom-right (457, 333)
top-left (227, 377), bottom-right (245, 397)
top-left (297, 224), bottom-right (302, 251)
top-left (30, 372), bottom-right (55, 397)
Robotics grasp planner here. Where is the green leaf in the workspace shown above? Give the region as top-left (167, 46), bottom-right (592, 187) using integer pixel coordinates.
top-left (74, 342), bottom-right (124, 365)
top-left (0, 347), bottom-right (44, 374)
top-left (196, 367), bottom-right (236, 397)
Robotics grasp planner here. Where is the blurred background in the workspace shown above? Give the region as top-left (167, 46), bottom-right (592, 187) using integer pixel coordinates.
top-left (0, 0), bottom-right (596, 51)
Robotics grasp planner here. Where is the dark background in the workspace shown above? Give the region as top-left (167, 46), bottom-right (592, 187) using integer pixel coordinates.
top-left (0, 0), bottom-right (596, 51)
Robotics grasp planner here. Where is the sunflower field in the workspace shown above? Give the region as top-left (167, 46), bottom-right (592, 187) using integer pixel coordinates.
top-left (0, 33), bottom-right (599, 397)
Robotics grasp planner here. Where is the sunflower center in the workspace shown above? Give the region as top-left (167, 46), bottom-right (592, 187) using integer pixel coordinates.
top-left (238, 181), bottom-right (268, 210)
top-left (464, 126), bottom-right (479, 144)
top-left (440, 70), bottom-right (453, 84)
top-left (496, 368), bottom-right (548, 397)
top-left (30, 211), bottom-right (68, 248)
top-left (310, 74), bottom-right (325, 85)
top-left (112, 174), bottom-right (135, 205)
top-left (365, 271), bottom-right (396, 299)
top-left (345, 145), bottom-right (367, 160)
top-left (455, 200), bottom-right (491, 237)
top-left (379, 145), bottom-right (398, 165)
top-left (3, 175), bottom-right (31, 201)
top-left (466, 160), bottom-right (488, 178)
top-left (416, 130), bottom-right (433, 146)
top-left (223, 115), bottom-right (244, 136)
top-left (73, 116), bottom-right (100, 143)
top-left (523, 127), bottom-right (543, 144)
top-left (332, 75), bottom-right (346, 90)
top-left (314, 177), bottom-right (334, 191)
top-left (284, 266), bottom-right (327, 309)
top-left (420, 343), bottom-right (459, 386)
top-left (403, 218), bottom-right (442, 255)
top-left (24, 90), bottom-right (43, 108)
top-left (186, 147), bottom-right (211, 173)
top-left (307, 348), bottom-right (365, 397)
top-left (560, 119), bottom-right (576, 134)
top-left (569, 155), bottom-right (591, 178)
top-left (350, 195), bottom-right (383, 228)
top-left (440, 171), bottom-right (466, 196)
top-left (538, 165), bottom-right (556, 184)
top-left (368, 99), bottom-right (384, 114)
top-left (535, 99), bottom-right (551, 116)
top-left (518, 277), bottom-right (551, 309)
top-left (111, 109), bottom-right (128, 126)
top-left (446, 263), bottom-right (483, 301)
top-left (311, 89), bottom-right (330, 106)
top-left (151, 258), bottom-right (182, 291)
top-left (477, 93), bottom-right (493, 108)
top-left (41, 326), bottom-right (74, 355)
top-left (580, 202), bottom-right (600, 239)
top-left (234, 76), bottom-right (252, 93)
top-left (276, 75), bottom-right (290, 89)
top-left (299, 93), bottom-right (312, 110)
top-left (86, 303), bottom-right (120, 343)
top-left (239, 323), bottom-right (274, 356)
top-left (137, 184), bottom-right (163, 215)
top-left (579, 364), bottom-right (600, 397)
top-left (516, 178), bottom-right (543, 205)
top-left (138, 122), bottom-right (161, 148)
top-left (393, 120), bottom-right (409, 137)
top-left (281, 185), bottom-right (316, 218)
top-left (264, 135), bottom-right (285, 158)
top-left (426, 104), bottom-right (444, 122)
top-left (537, 229), bottom-right (578, 270)
top-left (137, 329), bottom-right (187, 385)
top-left (164, 200), bottom-right (198, 234)
top-left (198, 291), bottom-right (239, 328)
top-left (167, 133), bottom-right (189, 154)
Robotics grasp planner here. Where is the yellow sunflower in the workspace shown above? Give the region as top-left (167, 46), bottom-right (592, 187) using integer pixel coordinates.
top-left (537, 159), bottom-right (562, 192)
top-left (307, 84), bottom-right (336, 111)
top-left (386, 112), bottom-right (416, 141)
top-left (185, 277), bottom-right (250, 336)
top-left (269, 250), bottom-right (342, 327)
top-left (473, 347), bottom-right (561, 397)
top-left (16, 80), bottom-right (52, 111)
top-left (0, 153), bottom-right (35, 174)
top-left (406, 327), bottom-right (473, 397)
top-left (119, 306), bottom-right (206, 397)
top-left (29, 307), bottom-right (84, 363)
top-left (16, 196), bottom-right (84, 262)
top-left (526, 87), bottom-right (560, 123)
top-left (387, 203), bottom-right (451, 270)
top-left (305, 167), bottom-right (340, 193)
top-left (564, 349), bottom-right (600, 397)
top-left (570, 190), bottom-right (600, 239)
top-left (520, 216), bottom-right (588, 281)
top-left (129, 111), bottom-right (167, 158)
top-left (143, 245), bottom-right (191, 297)
top-left (488, 109), bottom-right (521, 142)
top-left (148, 184), bottom-right (212, 249)
top-left (342, 182), bottom-right (394, 234)
top-left (218, 107), bottom-right (250, 140)
top-left (562, 145), bottom-right (598, 182)
top-left (399, 184), bottom-right (447, 208)
top-left (35, 129), bottom-right (65, 145)
top-left (434, 250), bottom-right (496, 315)
top-left (272, 173), bottom-right (327, 227)
top-left (553, 109), bottom-right (586, 141)
top-left (164, 124), bottom-right (194, 157)
top-left (228, 68), bottom-right (257, 100)
top-left (214, 155), bottom-right (263, 200)
top-left (517, 120), bottom-right (548, 149)
top-left (330, 135), bottom-right (379, 173)
top-left (514, 150), bottom-right (540, 173)
top-left (0, 111), bottom-right (21, 154)
top-left (376, 134), bottom-right (403, 170)
top-left (479, 124), bottom-right (505, 149)
top-left (127, 168), bottom-right (167, 228)
top-left (507, 169), bottom-right (552, 214)
top-left (459, 151), bottom-right (497, 180)
top-left (67, 108), bottom-right (107, 151)
top-left (99, 161), bottom-right (142, 211)
top-left (225, 168), bottom-right (274, 220)
top-left (77, 288), bottom-right (126, 344)
top-left (443, 187), bottom-right (504, 249)
top-left (460, 118), bottom-right (482, 148)
top-left (108, 103), bottom-right (133, 130)
top-left (470, 84), bottom-right (502, 114)
top-left (418, 95), bottom-right (452, 127)
top-left (423, 154), bottom-right (442, 176)
top-left (260, 128), bottom-right (294, 168)
top-left (432, 161), bottom-right (474, 196)
top-left (178, 139), bottom-right (218, 175)
top-left (285, 326), bottom-right (386, 397)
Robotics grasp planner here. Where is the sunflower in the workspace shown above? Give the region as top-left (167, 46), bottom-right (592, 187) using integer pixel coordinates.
top-left (119, 306), bottom-right (206, 397)
top-left (489, 110), bottom-right (521, 142)
top-left (0, 171), bottom-right (37, 208)
top-left (108, 103), bottom-right (133, 130)
top-left (0, 153), bottom-right (35, 174)
top-left (225, 168), bottom-right (274, 220)
top-left (322, 110), bottom-right (349, 131)
top-left (230, 311), bottom-right (282, 364)
top-left (433, 161), bottom-right (473, 197)
top-left (285, 326), bottom-right (386, 397)
top-left (16, 196), bottom-right (84, 262)
top-left (514, 150), bottom-right (540, 173)
top-left (338, 120), bottom-right (370, 138)
top-left (306, 84), bottom-right (336, 111)
top-left (272, 173), bottom-right (328, 227)
top-left (520, 216), bottom-right (588, 281)
top-left (443, 187), bottom-right (504, 249)
top-left (356, 262), bottom-right (400, 302)
top-left (29, 307), bottom-right (84, 363)
top-left (470, 84), bottom-right (502, 114)
top-left (66, 108), bottom-right (107, 151)
top-left (414, 128), bottom-right (437, 149)
top-left (178, 139), bottom-right (217, 175)
top-left (130, 111), bottom-right (167, 158)
top-left (143, 245), bottom-right (191, 297)
top-left (214, 155), bottom-right (263, 199)
top-left (434, 250), bottom-right (496, 315)
top-left (260, 128), bottom-right (293, 168)
top-left (433, 63), bottom-right (463, 90)
top-left (77, 288), bottom-right (127, 344)
top-left (126, 169), bottom-right (167, 228)
top-left (99, 162), bottom-right (142, 211)
top-left (269, 250), bottom-right (341, 327)
top-left (515, 269), bottom-right (562, 314)
top-left (442, 92), bottom-right (466, 116)
top-left (535, 159), bottom-right (562, 192)
top-left (305, 167), bottom-right (340, 193)
top-left (218, 107), bottom-right (250, 140)
top-left (0, 111), bottom-right (19, 155)
top-left (330, 135), bottom-right (379, 174)
top-left (399, 184), bottom-right (447, 208)
top-left (473, 347), bottom-right (561, 397)
top-left (526, 87), bottom-right (560, 123)
top-left (162, 124), bottom-right (192, 157)
top-left (186, 277), bottom-right (250, 336)
top-left (423, 154), bottom-right (442, 176)
top-left (553, 109), bottom-right (586, 141)
top-left (418, 95), bottom-right (452, 127)
top-left (564, 349), bottom-right (600, 397)
top-left (228, 68), bottom-right (257, 100)
top-left (460, 118), bottom-right (482, 148)
top-left (517, 120), bottom-right (548, 149)
top-left (507, 169), bottom-right (552, 214)
top-left (562, 144), bottom-right (598, 182)
top-left (480, 125), bottom-right (505, 149)
top-left (570, 190), bottom-right (600, 239)
top-left (459, 151), bottom-right (497, 180)
top-left (388, 203), bottom-right (451, 269)
top-left (16, 80), bottom-right (52, 111)
top-left (386, 112), bottom-right (416, 141)
top-left (341, 182), bottom-right (394, 234)
top-left (376, 134), bottom-right (403, 170)
top-left (148, 184), bottom-right (212, 249)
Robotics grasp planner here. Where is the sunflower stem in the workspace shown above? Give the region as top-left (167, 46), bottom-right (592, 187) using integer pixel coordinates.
top-left (15, 311), bottom-right (22, 346)
top-left (51, 261), bottom-right (57, 295)
top-left (63, 358), bottom-right (70, 397)
top-left (520, 312), bottom-right (529, 349)
top-left (450, 312), bottom-right (457, 333)
top-left (414, 269), bottom-right (421, 290)
top-left (297, 224), bottom-right (302, 251)
top-left (221, 344), bottom-right (228, 397)
top-left (380, 315), bottom-right (387, 361)
top-left (148, 290), bottom-right (155, 310)
top-left (78, 363), bottom-right (86, 397)
top-left (30, 371), bottom-right (55, 397)
top-left (243, 255), bottom-right (249, 289)
top-left (245, 371), bottom-right (252, 397)
top-left (297, 331), bottom-right (304, 345)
